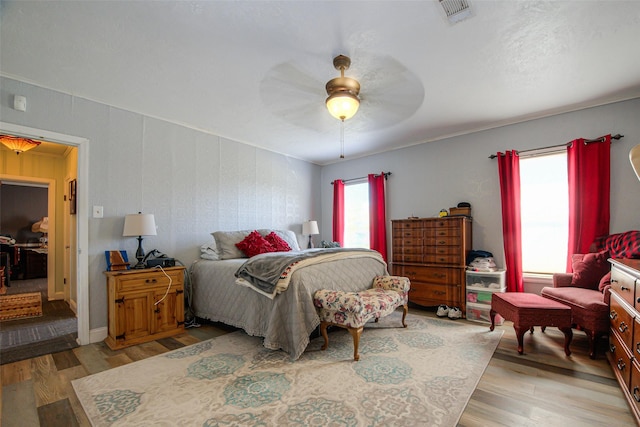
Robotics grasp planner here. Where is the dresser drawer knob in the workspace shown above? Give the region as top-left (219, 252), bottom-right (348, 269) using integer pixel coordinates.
top-left (636, 342), bottom-right (640, 355)
top-left (610, 343), bottom-right (616, 353)
top-left (619, 322), bottom-right (628, 333)
top-left (145, 278), bottom-right (158, 284)
top-left (617, 358), bottom-right (626, 371)
top-left (610, 310), bottom-right (617, 320)
top-left (621, 286), bottom-right (631, 292)
top-left (634, 387), bottom-right (640, 403)
top-left (433, 273), bottom-right (446, 279)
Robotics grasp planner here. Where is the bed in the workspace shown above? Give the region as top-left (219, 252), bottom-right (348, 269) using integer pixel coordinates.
top-left (190, 229), bottom-right (388, 359)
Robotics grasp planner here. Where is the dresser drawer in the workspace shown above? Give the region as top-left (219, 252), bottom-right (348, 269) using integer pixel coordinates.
top-left (424, 227), bottom-right (461, 238)
top-left (394, 237), bottom-right (424, 247)
top-left (611, 265), bottom-right (637, 308)
top-left (114, 270), bottom-right (183, 293)
top-left (425, 236), bottom-right (461, 247)
top-left (633, 317), bottom-right (640, 360)
top-left (392, 254), bottom-right (423, 263)
top-left (610, 330), bottom-right (633, 388)
top-left (394, 229), bottom-right (423, 239)
top-left (423, 254), bottom-right (462, 265)
top-left (423, 219), bottom-right (460, 229)
top-left (394, 265), bottom-right (459, 285)
top-left (630, 360), bottom-right (640, 415)
top-left (610, 292), bottom-right (634, 350)
top-left (393, 221), bottom-right (423, 230)
top-left (408, 282), bottom-right (454, 306)
top-left (424, 246), bottom-right (459, 255)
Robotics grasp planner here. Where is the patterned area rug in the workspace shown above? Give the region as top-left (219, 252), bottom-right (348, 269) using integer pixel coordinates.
top-left (72, 313), bottom-right (503, 426)
top-left (0, 292), bottom-right (42, 321)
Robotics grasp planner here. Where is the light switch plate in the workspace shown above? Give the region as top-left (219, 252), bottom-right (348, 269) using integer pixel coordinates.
top-left (93, 205), bottom-right (104, 218)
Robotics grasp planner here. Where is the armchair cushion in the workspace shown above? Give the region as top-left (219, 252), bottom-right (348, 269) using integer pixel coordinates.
top-left (570, 251), bottom-right (610, 290)
top-left (541, 286), bottom-right (610, 326)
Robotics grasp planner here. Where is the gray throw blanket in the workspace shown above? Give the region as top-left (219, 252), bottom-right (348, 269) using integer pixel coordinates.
top-left (235, 248), bottom-right (379, 296)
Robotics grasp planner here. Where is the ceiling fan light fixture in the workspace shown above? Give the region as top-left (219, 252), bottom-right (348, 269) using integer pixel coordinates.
top-left (325, 55), bottom-right (361, 121)
top-left (326, 91), bottom-right (360, 121)
top-left (0, 134), bottom-right (41, 155)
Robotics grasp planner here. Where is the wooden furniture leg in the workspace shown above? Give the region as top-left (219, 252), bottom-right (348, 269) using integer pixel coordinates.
top-left (514, 325), bottom-right (528, 355)
top-left (489, 308), bottom-right (497, 331)
top-left (559, 326), bottom-right (573, 356)
top-left (401, 304), bottom-right (408, 328)
top-left (319, 321), bottom-right (329, 351)
top-left (347, 326), bottom-right (363, 361)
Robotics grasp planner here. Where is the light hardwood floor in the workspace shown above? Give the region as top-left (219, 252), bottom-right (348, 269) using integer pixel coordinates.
top-left (0, 308), bottom-right (635, 427)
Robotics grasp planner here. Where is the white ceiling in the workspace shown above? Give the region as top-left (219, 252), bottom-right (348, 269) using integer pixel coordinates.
top-left (1, 1), bottom-right (639, 165)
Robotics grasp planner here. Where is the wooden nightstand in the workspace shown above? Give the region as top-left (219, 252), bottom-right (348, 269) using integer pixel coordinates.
top-left (104, 266), bottom-right (186, 350)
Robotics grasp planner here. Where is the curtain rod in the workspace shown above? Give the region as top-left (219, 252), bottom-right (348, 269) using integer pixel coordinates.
top-left (331, 172), bottom-right (392, 185)
top-left (488, 133), bottom-right (624, 159)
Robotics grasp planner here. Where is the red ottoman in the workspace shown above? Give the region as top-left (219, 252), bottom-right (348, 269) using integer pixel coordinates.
top-left (490, 292), bottom-right (573, 356)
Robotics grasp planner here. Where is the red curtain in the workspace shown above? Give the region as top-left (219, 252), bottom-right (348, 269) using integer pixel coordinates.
top-left (332, 179), bottom-right (345, 246)
top-left (497, 151), bottom-right (524, 293)
top-left (566, 135), bottom-right (611, 270)
top-left (368, 173), bottom-right (387, 261)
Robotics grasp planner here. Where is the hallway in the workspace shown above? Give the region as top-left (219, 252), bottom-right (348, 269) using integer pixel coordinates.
top-left (0, 278), bottom-right (77, 365)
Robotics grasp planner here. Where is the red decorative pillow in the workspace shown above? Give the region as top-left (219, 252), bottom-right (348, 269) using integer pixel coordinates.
top-left (571, 251), bottom-right (610, 290)
top-left (598, 271), bottom-right (612, 292)
top-left (235, 230), bottom-right (275, 257)
top-left (264, 232), bottom-right (292, 252)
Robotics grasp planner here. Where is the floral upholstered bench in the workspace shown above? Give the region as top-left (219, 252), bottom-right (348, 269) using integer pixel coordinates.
top-left (313, 275), bottom-right (410, 361)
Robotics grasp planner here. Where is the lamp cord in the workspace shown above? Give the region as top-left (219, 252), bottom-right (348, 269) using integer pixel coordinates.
top-left (153, 265), bottom-right (173, 306)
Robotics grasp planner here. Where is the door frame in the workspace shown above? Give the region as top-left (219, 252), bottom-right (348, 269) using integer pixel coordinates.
top-left (0, 121), bottom-right (90, 345)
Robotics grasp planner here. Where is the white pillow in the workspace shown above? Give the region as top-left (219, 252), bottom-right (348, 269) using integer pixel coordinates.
top-left (211, 230), bottom-right (252, 260)
top-left (200, 241), bottom-right (219, 260)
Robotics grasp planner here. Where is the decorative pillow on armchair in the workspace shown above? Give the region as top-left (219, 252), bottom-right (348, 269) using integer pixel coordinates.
top-left (570, 250), bottom-right (610, 290)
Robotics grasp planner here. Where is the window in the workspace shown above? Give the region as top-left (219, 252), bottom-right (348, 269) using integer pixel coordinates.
top-left (520, 152), bottom-right (568, 274)
top-left (343, 182), bottom-right (369, 248)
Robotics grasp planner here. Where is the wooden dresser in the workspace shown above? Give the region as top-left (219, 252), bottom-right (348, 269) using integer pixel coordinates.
top-left (391, 217), bottom-right (472, 313)
top-left (104, 266), bottom-right (186, 350)
top-left (608, 258), bottom-right (640, 425)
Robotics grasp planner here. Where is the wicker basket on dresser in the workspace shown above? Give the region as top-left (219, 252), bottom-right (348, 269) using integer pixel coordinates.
top-left (391, 217), bottom-right (472, 314)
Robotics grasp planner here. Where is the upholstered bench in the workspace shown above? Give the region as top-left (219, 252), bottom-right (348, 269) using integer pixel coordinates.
top-left (490, 292), bottom-right (573, 356)
top-left (313, 275), bottom-right (410, 361)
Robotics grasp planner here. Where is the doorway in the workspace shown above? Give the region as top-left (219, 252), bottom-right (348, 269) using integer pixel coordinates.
top-left (0, 121), bottom-right (89, 346)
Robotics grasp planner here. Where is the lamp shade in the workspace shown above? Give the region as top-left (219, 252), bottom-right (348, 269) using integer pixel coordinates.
top-left (0, 135), bottom-right (41, 154)
top-left (31, 217), bottom-right (49, 233)
top-left (302, 220), bottom-right (319, 236)
top-left (326, 92), bottom-right (360, 121)
top-left (123, 213), bottom-right (157, 237)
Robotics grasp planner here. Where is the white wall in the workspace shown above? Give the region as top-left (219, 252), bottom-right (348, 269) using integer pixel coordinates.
top-left (1, 76), bottom-right (322, 330)
top-left (321, 98), bottom-right (640, 269)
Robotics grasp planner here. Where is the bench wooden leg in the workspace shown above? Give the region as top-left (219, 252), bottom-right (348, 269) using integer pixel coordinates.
top-left (401, 304), bottom-right (408, 328)
top-left (347, 326), bottom-right (363, 361)
top-left (319, 321), bottom-right (329, 351)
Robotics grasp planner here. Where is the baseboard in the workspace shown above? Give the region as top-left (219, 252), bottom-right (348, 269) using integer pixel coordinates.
top-left (89, 326), bottom-right (108, 344)
top-left (68, 298), bottom-right (78, 315)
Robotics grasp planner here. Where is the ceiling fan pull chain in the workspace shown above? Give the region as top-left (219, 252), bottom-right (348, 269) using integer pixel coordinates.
top-left (340, 120), bottom-right (345, 159)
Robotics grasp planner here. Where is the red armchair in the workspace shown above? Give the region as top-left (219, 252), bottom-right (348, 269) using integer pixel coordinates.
top-left (541, 271), bottom-right (610, 359)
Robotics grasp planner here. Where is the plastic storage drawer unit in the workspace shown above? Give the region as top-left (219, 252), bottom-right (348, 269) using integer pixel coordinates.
top-left (466, 270), bottom-right (506, 324)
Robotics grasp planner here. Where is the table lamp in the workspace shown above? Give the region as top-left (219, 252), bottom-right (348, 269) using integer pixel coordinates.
top-left (123, 213), bottom-right (157, 269)
top-left (302, 220), bottom-right (319, 249)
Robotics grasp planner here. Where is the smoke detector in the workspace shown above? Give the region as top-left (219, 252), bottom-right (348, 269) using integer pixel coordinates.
top-left (439, 0), bottom-right (473, 24)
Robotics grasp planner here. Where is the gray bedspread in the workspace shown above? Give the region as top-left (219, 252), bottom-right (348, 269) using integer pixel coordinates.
top-left (235, 248), bottom-right (379, 296)
top-left (190, 250), bottom-right (388, 359)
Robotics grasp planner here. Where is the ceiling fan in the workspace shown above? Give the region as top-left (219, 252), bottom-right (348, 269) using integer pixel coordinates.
top-left (259, 52), bottom-right (425, 156)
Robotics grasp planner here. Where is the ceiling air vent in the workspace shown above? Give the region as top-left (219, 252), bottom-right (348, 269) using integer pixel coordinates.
top-left (439, 0), bottom-right (473, 24)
